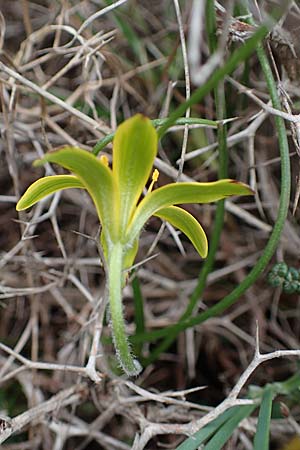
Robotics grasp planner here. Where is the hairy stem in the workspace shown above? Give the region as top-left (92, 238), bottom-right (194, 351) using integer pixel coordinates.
top-left (108, 242), bottom-right (142, 376)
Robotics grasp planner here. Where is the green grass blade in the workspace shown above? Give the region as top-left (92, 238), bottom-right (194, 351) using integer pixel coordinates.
top-left (273, 372), bottom-right (300, 395)
top-left (253, 387), bottom-right (274, 450)
top-left (157, 24), bottom-right (269, 138)
top-left (175, 407), bottom-right (239, 450)
top-left (203, 404), bottom-right (256, 450)
top-left (92, 118), bottom-right (218, 156)
top-left (152, 117), bottom-right (218, 128)
top-left (103, 0), bottom-right (149, 67)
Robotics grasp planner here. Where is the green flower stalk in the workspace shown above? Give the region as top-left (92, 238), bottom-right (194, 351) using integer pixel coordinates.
top-left (16, 114), bottom-right (254, 376)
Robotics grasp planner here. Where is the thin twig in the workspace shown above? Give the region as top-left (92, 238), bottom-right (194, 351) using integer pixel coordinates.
top-left (0, 62), bottom-right (110, 133)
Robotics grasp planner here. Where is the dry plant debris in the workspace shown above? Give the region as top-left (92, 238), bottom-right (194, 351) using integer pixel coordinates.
top-left (1, 1), bottom-right (300, 449)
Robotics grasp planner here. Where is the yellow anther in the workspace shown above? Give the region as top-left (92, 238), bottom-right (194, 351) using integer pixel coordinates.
top-left (100, 154), bottom-right (109, 167)
top-left (148, 169), bottom-right (159, 193)
top-left (152, 169), bottom-right (159, 182)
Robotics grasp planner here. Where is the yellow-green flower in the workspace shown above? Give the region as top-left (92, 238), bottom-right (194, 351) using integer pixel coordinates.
top-left (17, 114), bottom-right (253, 376)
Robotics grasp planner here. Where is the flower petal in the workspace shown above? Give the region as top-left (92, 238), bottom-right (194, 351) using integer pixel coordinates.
top-left (113, 114), bottom-right (157, 235)
top-left (16, 175), bottom-right (84, 211)
top-left (154, 206), bottom-right (208, 258)
top-left (34, 147), bottom-right (118, 242)
top-left (127, 179), bottom-right (254, 242)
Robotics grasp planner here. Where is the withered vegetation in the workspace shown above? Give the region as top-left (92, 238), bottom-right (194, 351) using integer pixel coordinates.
top-left (1, 1), bottom-right (300, 449)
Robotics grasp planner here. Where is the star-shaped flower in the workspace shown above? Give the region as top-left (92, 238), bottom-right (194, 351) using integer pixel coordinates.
top-left (17, 114), bottom-right (253, 375)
